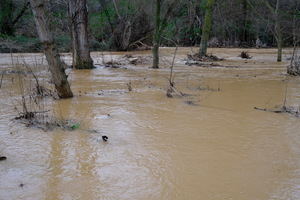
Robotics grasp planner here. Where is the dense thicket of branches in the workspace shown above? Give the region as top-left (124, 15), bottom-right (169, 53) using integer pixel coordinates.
top-left (0, 0), bottom-right (299, 52)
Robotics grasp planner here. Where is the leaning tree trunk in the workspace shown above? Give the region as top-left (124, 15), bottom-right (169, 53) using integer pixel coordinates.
top-left (29, 0), bottom-right (73, 98)
top-left (68, 0), bottom-right (94, 69)
top-left (199, 0), bottom-right (215, 57)
top-left (152, 0), bottom-right (161, 69)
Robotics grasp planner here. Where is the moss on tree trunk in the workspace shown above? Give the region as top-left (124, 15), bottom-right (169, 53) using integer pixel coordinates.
top-left (68, 0), bottom-right (94, 69)
top-left (152, 0), bottom-right (161, 69)
top-left (199, 0), bottom-right (215, 57)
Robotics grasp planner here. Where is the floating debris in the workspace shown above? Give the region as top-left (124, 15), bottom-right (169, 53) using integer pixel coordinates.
top-left (102, 136), bottom-right (108, 142)
top-left (0, 156), bottom-right (7, 161)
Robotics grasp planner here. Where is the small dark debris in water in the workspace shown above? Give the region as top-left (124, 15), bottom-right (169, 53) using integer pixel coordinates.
top-left (197, 86), bottom-right (220, 92)
top-left (19, 183), bottom-right (24, 188)
top-left (127, 81), bottom-right (132, 92)
top-left (86, 129), bottom-right (100, 134)
top-left (184, 101), bottom-right (199, 106)
top-left (166, 88), bottom-right (173, 98)
top-left (107, 114), bottom-right (111, 117)
top-left (124, 54), bottom-right (133, 58)
top-left (254, 107), bottom-right (267, 111)
top-left (187, 53), bottom-right (223, 62)
top-left (102, 136), bottom-right (108, 142)
top-left (104, 61), bottom-right (125, 68)
top-left (240, 51), bottom-right (252, 59)
top-left (0, 156), bottom-right (7, 161)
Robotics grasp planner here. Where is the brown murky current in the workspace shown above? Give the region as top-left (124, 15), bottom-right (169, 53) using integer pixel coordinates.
top-left (0, 48), bottom-right (300, 200)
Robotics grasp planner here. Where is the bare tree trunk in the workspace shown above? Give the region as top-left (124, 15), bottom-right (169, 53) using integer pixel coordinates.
top-left (29, 0), bottom-right (73, 98)
top-left (199, 0), bottom-right (215, 57)
top-left (287, 5), bottom-right (300, 76)
top-left (240, 0), bottom-right (249, 45)
top-left (152, 0), bottom-right (161, 69)
top-left (68, 0), bottom-right (94, 69)
top-left (275, 0), bottom-right (282, 62)
top-left (112, 0), bottom-right (121, 20)
top-left (265, 0), bottom-right (283, 62)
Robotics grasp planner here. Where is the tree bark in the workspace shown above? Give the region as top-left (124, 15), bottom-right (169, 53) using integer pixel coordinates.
top-left (264, 0), bottom-right (283, 62)
top-left (274, 0), bottom-right (282, 62)
top-left (240, 0), bottom-right (249, 45)
top-left (287, 46), bottom-right (300, 76)
top-left (68, 0), bottom-right (94, 69)
top-left (29, 0), bottom-right (73, 98)
top-left (199, 0), bottom-right (215, 57)
top-left (152, 0), bottom-right (161, 69)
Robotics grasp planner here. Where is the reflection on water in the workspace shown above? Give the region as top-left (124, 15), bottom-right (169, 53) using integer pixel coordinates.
top-left (0, 48), bottom-right (300, 200)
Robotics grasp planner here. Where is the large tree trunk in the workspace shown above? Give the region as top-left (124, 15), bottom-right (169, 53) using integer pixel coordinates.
top-left (199, 0), bottom-right (215, 57)
top-left (264, 0), bottom-right (283, 62)
top-left (29, 0), bottom-right (73, 98)
top-left (68, 0), bottom-right (94, 69)
top-left (152, 0), bottom-right (161, 69)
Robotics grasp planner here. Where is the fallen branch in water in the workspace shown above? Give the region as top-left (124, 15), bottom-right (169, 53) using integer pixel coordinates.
top-left (254, 106), bottom-right (300, 117)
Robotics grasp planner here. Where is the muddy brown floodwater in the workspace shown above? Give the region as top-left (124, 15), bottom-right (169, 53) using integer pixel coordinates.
top-left (0, 48), bottom-right (300, 200)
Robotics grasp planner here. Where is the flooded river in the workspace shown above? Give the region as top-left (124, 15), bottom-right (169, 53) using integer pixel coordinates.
top-left (0, 48), bottom-right (300, 200)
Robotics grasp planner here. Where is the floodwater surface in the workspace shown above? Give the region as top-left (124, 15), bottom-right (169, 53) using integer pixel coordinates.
top-left (0, 48), bottom-right (300, 200)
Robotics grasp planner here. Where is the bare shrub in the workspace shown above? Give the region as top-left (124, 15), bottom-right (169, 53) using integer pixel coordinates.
top-left (5, 55), bottom-right (77, 131)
